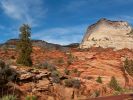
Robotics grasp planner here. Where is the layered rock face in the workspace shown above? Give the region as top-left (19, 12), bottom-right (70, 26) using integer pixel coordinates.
top-left (80, 18), bottom-right (133, 50)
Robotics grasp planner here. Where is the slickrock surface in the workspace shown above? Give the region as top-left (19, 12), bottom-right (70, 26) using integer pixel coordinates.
top-left (80, 18), bottom-right (133, 50)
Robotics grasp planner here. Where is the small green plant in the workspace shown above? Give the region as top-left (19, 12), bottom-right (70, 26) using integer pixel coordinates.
top-left (1, 95), bottom-right (17, 100)
top-left (109, 76), bottom-right (122, 91)
top-left (96, 76), bottom-right (102, 83)
top-left (123, 58), bottom-right (133, 77)
top-left (64, 79), bottom-right (73, 87)
top-left (47, 64), bottom-right (56, 72)
top-left (72, 68), bottom-right (78, 73)
top-left (25, 95), bottom-right (37, 100)
top-left (72, 79), bottom-right (81, 89)
top-left (51, 70), bottom-right (60, 83)
top-left (64, 68), bottom-right (70, 75)
top-left (39, 61), bottom-right (49, 69)
top-left (67, 52), bottom-right (74, 66)
top-left (94, 90), bottom-right (100, 97)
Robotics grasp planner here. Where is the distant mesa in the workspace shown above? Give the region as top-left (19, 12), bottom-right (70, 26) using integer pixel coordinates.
top-left (80, 18), bottom-right (133, 50)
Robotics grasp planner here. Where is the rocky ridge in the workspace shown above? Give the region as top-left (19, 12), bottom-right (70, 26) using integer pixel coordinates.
top-left (80, 18), bottom-right (133, 50)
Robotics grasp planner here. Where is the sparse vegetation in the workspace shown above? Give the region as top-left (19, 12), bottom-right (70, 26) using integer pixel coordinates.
top-left (72, 68), bottom-right (78, 73)
top-left (64, 68), bottom-right (70, 75)
top-left (0, 60), bottom-right (18, 86)
top-left (96, 76), bottom-right (102, 83)
top-left (1, 95), bottom-right (17, 100)
top-left (64, 79), bottom-right (81, 89)
top-left (39, 61), bottom-right (49, 69)
top-left (109, 76), bottom-right (122, 91)
top-left (123, 58), bottom-right (133, 76)
top-left (94, 90), bottom-right (100, 97)
top-left (47, 64), bottom-right (56, 72)
top-left (67, 52), bottom-right (74, 66)
top-left (25, 95), bottom-right (37, 100)
top-left (51, 69), bottom-right (60, 83)
top-left (17, 24), bottom-right (32, 66)
top-left (90, 90), bottom-right (100, 98)
top-left (37, 61), bottom-right (57, 72)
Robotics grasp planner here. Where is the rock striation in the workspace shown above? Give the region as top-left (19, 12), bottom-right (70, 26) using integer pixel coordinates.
top-left (80, 18), bottom-right (133, 50)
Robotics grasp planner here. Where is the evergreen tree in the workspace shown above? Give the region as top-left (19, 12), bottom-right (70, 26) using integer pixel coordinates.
top-left (17, 24), bottom-right (32, 66)
top-left (109, 76), bottom-right (121, 91)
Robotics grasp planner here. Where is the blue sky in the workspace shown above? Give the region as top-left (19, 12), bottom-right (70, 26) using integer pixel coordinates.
top-left (0, 0), bottom-right (133, 45)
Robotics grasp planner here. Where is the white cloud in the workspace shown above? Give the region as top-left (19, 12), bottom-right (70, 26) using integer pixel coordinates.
top-left (32, 24), bottom-right (88, 45)
top-left (0, 0), bottom-right (47, 26)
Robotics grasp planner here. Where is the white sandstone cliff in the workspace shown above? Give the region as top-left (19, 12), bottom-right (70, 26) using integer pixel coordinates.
top-left (80, 18), bottom-right (133, 50)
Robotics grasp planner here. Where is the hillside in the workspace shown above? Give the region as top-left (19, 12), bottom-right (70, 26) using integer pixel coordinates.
top-left (80, 18), bottom-right (133, 50)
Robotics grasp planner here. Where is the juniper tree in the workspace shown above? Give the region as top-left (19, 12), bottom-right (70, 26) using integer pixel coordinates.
top-left (17, 24), bottom-right (32, 66)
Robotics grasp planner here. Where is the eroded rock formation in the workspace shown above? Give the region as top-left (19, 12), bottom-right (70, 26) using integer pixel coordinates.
top-left (80, 18), bottom-right (133, 50)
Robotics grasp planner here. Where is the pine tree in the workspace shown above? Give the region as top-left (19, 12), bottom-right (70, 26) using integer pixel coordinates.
top-left (109, 76), bottom-right (121, 91)
top-left (17, 24), bottom-right (32, 66)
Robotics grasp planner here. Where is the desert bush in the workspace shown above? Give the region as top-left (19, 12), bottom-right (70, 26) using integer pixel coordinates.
top-left (51, 76), bottom-right (60, 83)
top-left (64, 79), bottom-right (73, 87)
top-left (39, 61), bottom-right (49, 69)
top-left (123, 58), bottom-right (133, 76)
top-left (25, 95), bottom-right (37, 100)
top-left (64, 79), bottom-right (81, 89)
top-left (1, 95), bottom-right (17, 100)
top-left (64, 68), bottom-right (70, 75)
top-left (37, 61), bottom-right (57, 72)
top-left (72, 68), bottom-right (78, 73)
top-left (0, 60), bottom-right (18, 86)
top-left (109, 76), bottom-right (122, 91)
top-left (72, 79), bottom-right (81, 88)
top-left (67, 53), bottom-right (74, 66)
top-left (51, 70), bottom-right (60, 83)
top-left (96, 76), bottom-right (102, 83)
top-left (51, 70), bottom-right (60, 77)
top-left (47, 64), bottom-right (56, 72)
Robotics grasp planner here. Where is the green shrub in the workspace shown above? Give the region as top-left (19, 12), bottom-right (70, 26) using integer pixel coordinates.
top-left (96, 76), bottom-right (102, 83)
top-left (64, 79), bottom-right (81, 89)
top-left (0, 60), bottom-right (18, 86)
top-left (64, 68), bottom-right (70, 75)
top-left (72, 79), bottom-right (81, 89)
top-left (109, 76), bottom-right (122, 91)
top-left (51, 70), bottom-right (60, 77)
top-left (39, 61), bottom-right (49, 69)
top-left (64, 79), bottom-right (73, 87)
top-left (47, 64), bottom-right (56, 72)
top-left (25, 95), bottom-right (37, 100)
top-left (51, 70), bottom-right (60, 83)
top-left (1, 95), bottom-right (17, 100)
top-left (72, 68), bottom-right (78, 73)
top-left (123, 58), bottom-right (133, 76)
top-left (51, 76), bottom-right (60, 83)
top-left (67, 53), bottom-right (74, 66)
